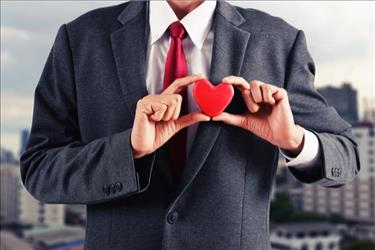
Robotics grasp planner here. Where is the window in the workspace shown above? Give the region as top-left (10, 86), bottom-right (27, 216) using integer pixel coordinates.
top-left (309, 231), bottom-right (318, 237)
top-left (316, 242), bottom-right (323, 250)
top-left (296, 232), bottom-right (306, 238)
top-left (328, 242), bottom-right (336, 249)
top-left (271, 243), bottom-right (291, 250)
top-left (322, 230), bottom-right (330, 236)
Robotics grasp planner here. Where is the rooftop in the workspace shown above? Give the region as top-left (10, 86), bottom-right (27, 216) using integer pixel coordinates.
top-left (271, 222), bottom-right (338, 234)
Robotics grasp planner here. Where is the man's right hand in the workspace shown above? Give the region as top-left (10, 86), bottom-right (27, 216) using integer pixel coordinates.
top-left (131, 74), bottom-right (211, 159)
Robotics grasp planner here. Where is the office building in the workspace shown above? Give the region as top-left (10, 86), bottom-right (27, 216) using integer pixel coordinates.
top-left (19, 129), bottom-right (30, 157)
top-left (0, 231), bottom-right (34, 250)
top-left (317, 83), bottom-right (359, 124)
top-left (302, 123), bottom-right (375, 222)
top-left (1, 147), bottom-right (18, 165)
top-left (0, 163), bottom-right (21, 223)
top-left (22, 225), bottom-right (85, 250)
top-left (20, 185), bottom-right (65, 226)
top-left (270, 222), bottom-right (341, 250)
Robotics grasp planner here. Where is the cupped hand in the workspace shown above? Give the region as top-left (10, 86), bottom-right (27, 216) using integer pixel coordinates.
top-left (212, 76), bottom-right (304, 155)
top-left (131, 74), bottom-right (211, 159)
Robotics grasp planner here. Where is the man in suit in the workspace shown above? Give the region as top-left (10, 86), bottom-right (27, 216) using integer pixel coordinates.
top-left (20, 0), bottom-right (360, 249)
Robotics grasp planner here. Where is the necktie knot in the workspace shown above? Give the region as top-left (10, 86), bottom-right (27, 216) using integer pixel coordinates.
top-left (168, 21), bottom-right (186, 39)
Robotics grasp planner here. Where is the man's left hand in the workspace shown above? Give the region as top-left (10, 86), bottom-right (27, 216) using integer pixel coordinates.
top-left (212, 76), bottom-right (304, 156)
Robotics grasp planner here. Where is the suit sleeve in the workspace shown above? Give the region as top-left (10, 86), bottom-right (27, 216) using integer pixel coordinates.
top-left (284, 30), bottom-right (360, 187)
top-left (19, 24), bottom-right (156, 205)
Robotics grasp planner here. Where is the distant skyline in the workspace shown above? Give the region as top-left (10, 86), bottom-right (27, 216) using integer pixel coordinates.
top-left (1, 1), bottom-right (374, 155)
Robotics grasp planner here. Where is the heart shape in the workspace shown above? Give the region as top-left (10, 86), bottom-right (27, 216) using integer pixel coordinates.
top-left (193, 79), bottom-right (234, 117)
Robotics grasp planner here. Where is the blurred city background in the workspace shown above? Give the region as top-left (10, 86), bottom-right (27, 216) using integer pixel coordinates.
top-left (1, 1), bottom-right (374, 250)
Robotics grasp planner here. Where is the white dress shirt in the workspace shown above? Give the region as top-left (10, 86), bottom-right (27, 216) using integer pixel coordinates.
top-left (145, 0), bottom-right (320, 168)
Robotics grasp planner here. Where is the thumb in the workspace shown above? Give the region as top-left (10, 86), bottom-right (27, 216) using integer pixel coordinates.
top-left (175, 112), bottom-right (211, 132)
top-left (212, 112), bottom-right (247, 128)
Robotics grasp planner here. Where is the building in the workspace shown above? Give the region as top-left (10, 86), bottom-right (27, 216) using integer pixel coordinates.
top-left (348, 224), bottom-right (375, 243)
top-left (287, 188), bottom-right (304, 211)
top-left (19, 129), bottom-right (30, 157)
top-left (22, 225), bottom-right (85, 250)
top-left (1, 147), bottom-right (18, 165)
top-left (273, 157), bottom-right (304, 210)
top-left (0, 162), bottom-right (65, 227)
top-left (18, 128), bottom-right (66, 226)
top-left (270, 222), bottom-right (341, 250)
top-left (20, 185), bottom-right (65, 226)
top-left (302, 123), bottom-right (375, 222)
top-left (317, 83), bottom-right (359, 125)
top-left (363, 99), bottom-right (375, 124)
top-left (364, 108), bottom-right (375, 124)
top-left (0, 231), bottom-right (35, 250)
top-left (0, 163), bottom-right (21, 223)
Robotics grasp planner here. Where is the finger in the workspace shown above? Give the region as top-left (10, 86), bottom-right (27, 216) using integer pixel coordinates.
top-left (172, 95), bottom-right (183, 120)
top-left (161, 102), bottom-right (176, 121)
top-left (222, 76), bottom-right (250, 90)
top-left (162, 74), bottom-right (204, 95)
top-left (137, 96), bottom-right (157, 116)
top-left (273, 88), bottom-right (288, 102)
top-left (249, 80), bottom-right (264, 103)
top-left (261, 84), bottom-right (276, 105)
top-left (149, 103), bottom-right (167, 122)
top-left (241, 89), bottom-right (260, 113)
top-left (161, 95), bottom-right (181, 121)
top-left (175, 112), bottom-right (210, 132)
top-left (212, 112), bottom-right (247, 128)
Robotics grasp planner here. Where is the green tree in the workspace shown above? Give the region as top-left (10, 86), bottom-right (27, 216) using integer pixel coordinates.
top-left (270, 192), bottom-right (295, 222)
top-left (342, 240), bottom-right (375, 250)
top-left (328, 213), bottom-right (346, 224)
top-left (270, 192), bottom-right (329, 223)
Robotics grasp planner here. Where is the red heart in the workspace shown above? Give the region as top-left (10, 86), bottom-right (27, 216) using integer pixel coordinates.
top-left (193, 79), bottom-right (234, 117)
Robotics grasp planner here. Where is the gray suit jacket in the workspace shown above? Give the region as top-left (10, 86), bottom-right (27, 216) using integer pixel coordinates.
top-left (20, 1), bottom-right (360, 249)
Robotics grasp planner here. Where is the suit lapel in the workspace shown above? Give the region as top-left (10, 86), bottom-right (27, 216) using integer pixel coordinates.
top-left (111, 1), bottom-right (149, 119)
top-left (111, 1), bottom-right (177, 188)
top-left (175, 1), bottom-right (251, 196)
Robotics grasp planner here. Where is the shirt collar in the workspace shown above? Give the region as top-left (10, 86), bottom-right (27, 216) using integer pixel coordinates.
top-left (149, 1), bottom-right (217, 49)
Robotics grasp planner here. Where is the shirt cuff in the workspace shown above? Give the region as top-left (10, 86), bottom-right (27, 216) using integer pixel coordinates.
top-left (279, 128), bottom-right (320, 168)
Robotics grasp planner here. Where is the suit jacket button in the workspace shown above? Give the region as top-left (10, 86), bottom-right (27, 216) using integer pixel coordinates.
top-left (102, 185), bottom-right (110, 195)
top-left (167, 211), bottom-right (178, 224)
top-left (331, 168), bottom-right (339, 177)
top-left (110, 184), bottom-right (116, 194)
top-left (115, 182), bottom-right (123, 192)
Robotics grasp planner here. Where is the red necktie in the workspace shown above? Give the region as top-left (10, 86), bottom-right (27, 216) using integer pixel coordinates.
top-left (162, 21), bottom-right (188, 182)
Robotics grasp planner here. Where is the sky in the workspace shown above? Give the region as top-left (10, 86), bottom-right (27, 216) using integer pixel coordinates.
top-left (1, 1), bottom-right (375, 156)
